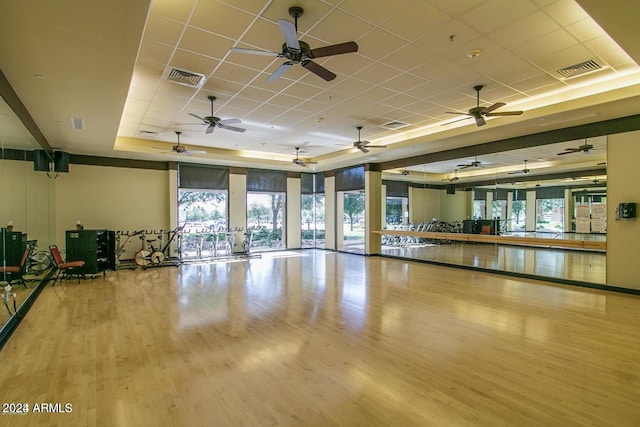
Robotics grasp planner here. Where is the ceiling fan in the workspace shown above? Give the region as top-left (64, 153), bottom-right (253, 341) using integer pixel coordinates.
top-left (457, 155), bottom-right (493, 169)
top-left (445, 85), bottom-right (523, 127)
top-left (187, 96), bottom-right (246, 134)
top-left (442, 170), bottom-right (460, 182)
top-left (508, 159), bottom-right (531, 174)
top-left (230, 6), bottom-right (358, 82)
top-left (557, 140), bottom-right (594, 155)
top-left (352, 126), bottom-right (387, 153)
top-left (155, 131), bottom-right (206, 156)
top-left (292, 147), bottom-right (318, 167)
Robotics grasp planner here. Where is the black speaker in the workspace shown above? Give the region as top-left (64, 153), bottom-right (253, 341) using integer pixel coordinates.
top-left (33, 149), bottom-right (50, 172)
top-left (54, 151), bottom-right (70, 172)
top-left (446, 185), bottom-right (455, 195)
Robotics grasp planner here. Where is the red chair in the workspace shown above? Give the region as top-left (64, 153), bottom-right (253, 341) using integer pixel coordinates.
top-left (49, 245), bottom-right (86, 285)
top-left (0, 246), bottom-right (30, 289)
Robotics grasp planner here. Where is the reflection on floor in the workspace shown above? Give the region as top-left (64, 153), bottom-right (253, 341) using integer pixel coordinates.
top-left (382, 240), bottom-right (606, 284)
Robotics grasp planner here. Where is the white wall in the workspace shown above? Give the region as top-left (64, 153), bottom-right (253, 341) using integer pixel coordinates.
top-left (409, 186), bottom-right (440, 223)
top-left (440, 190), bottom-right (468, 222)
top-left (607, 130), bottom-right (640, 289)
top-left (53, 164), bottom-right (170, 253)
top-left (229, 172), bottom-right (247, 252)
top-left (287, 176), bottom-right (301, 249)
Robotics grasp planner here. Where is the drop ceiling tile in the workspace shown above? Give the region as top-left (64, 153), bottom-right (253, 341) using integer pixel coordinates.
top-left (460, 0), bottom-right (537, 34)
top-left (137, 40), bottom-right (175, 65)
top-left (381, 2), bottom-right (451, 42)
top-left (189, 1), bottom-right (255, 40)
top-left (130, 61), bottom-right (166, 89)
top-left (584, 36), bottom-right (636, 68)
top-left (316, 54), bottom-right (375, 81)
top-left (356, 28), bottom-right (409, 61)
top-left (202, 80), bottom-right (246, 98)
top-left (379, 92), bottom-right (421, 109)
top-left (537, 44), bottom-right (594, 74)
top-left (155, 80), bottom-right (199, 100)
top-left (509, 73), bottom-right (562, 94)
top-left (414, 18), bottom-right (481, 56)
top-left (428, 0), bottom-right (487, 16)
top-left (352, 62), bottom-right (404, 85)
top-left (170, 49), bottom-right (220, 77)
top-left (381, 72), bottom-right (426, 93)
top-left (382, 43), bottom-right (439, 73)
top-left (488, 11), bottom-right (560, 49)
top-left (179, 27), bottom-right (234, 61)
top-left (543, 0), bottom-right (591, 27)
top-left (306, 9), bottom-right (372, 45)
top-left (565, 17), bottom-right (607, 43)
top-left (517, 28), bottom-right (579, 60)
top-left (149, 0), bottom-right (198, 23)
top-left (408, 81), bottom-right (449, 99)
top-left (234, 17), bottom-right (282, 52)
top-left (268, 93), bottom-right (306, 109)
top-left (214, 62), bottom-right (265, 85)
top-left (329, 77), bottom-right (374, 97)
top-left (261, 0), bottom-right (333, 26)
top-left (143, 15), bottom-right (185, 46)
top-left (338, 0), bottom-right (414, 26)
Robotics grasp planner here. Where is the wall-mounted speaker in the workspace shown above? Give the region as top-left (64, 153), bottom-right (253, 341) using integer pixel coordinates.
top-left (33, 149), bottom-right (50, 172)
top-left (54, 151), bottom-right (70, 173)
top-left (446, 185), bottom-right (456, 195)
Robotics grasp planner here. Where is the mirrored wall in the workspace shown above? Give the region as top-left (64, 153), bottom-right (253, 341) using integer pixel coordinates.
top-left (1, 94), bottom-right (54, 336)
top-left (380, 140), bottom-right (607, 285)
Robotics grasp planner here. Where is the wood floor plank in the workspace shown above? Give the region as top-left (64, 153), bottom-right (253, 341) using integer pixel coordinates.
top-left (1, 250), bottom-right (639, 426)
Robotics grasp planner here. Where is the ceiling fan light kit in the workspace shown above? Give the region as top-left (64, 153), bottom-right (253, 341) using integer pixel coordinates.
top-left (230, 6), bottom-right (358, 82)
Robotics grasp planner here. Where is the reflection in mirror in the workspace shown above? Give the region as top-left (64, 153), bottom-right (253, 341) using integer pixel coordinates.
top-left (1, 94), bottom-right (53, 331)
top-left (380, 138), bottom-right (607, 285)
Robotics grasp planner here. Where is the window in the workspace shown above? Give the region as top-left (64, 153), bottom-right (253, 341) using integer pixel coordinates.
top-left (247, 192), bottom-right (285, 252)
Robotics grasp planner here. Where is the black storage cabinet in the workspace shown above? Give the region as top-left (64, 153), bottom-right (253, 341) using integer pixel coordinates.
top-left (65, 229), bottom-right (115, 276)
top-left (1, 228), bottom-right (26, 281)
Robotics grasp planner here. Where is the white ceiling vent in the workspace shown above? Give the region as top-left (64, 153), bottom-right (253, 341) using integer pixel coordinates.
top-left (556, 59), bottom-right (604, 79)
top-left (381, 120), bottom-right (409, 130)
top-left (163, 67), bottom-right (206, 88)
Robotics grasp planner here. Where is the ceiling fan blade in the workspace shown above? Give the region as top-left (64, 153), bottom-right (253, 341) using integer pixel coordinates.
top-left (220, 124), bottom-right (246, 133)
top-left (267, 62), bottom-right (293, 81)
top-left (189, 150), bottom-right (207, 154)
top-left (485, 111), bottom-right (523, 116)
top-left (481, 102), bottom-right (506, 114)
top-left (278, 19), bottom-right (300, 51)
top-left (475, 115), bottom-right (486, 127)
top-left (302, 60), bottom-right (337, 81)
top-left (229, 47), bottom-right (280, 57)
top-left (309, 41), bottom-right (358, 58)
top-left (445, 111), bottom-right (470, 116)
top-left (218, 118), bottom-right (241, 126)
top-left (188, 113), bottom-right (207, 123)
top-left (205, 124), bottom-right (215, 134)
top-left (359, 146), bottom-right (370, 153)
top-left (457, 164), bottom-right (473, 169)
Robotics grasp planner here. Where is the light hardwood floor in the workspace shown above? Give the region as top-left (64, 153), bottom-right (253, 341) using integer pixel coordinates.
top-left (1, 250), bottom-right (639, 426)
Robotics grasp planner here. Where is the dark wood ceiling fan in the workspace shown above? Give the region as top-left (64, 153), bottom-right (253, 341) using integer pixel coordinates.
top-left (446, 85), bottom-right (523, 127)
top-left (230, 6), bottom-right (358, 82)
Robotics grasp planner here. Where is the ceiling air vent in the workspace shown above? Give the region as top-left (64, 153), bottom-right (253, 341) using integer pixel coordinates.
top-left (163, 67), bottom-right (206, 88)
top-left (556, 59), bottom-right (603, 79)
top-left (381, 120), bottom-right (409, 130)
